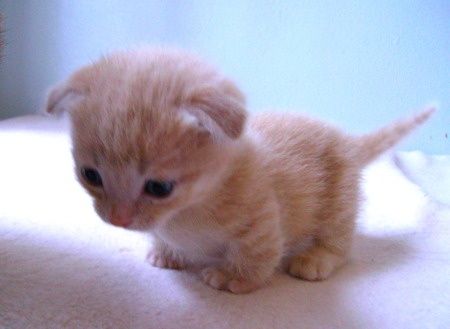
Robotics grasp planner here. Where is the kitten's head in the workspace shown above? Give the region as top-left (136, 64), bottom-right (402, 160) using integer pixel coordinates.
top-left (45, 48), bottom-right (247, 230)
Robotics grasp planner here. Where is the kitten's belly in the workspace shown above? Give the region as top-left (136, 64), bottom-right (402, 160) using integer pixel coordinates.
top-left (155, 219), bottom-right (226, 264)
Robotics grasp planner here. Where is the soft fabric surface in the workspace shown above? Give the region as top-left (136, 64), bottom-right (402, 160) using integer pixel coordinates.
top-left (395, 151), bottom-right (450, 206)
top-left (0, 115), bottom-right (449, 329)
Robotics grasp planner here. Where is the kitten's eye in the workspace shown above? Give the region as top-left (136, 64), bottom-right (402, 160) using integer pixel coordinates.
top-left (144, 180), bottom-right (174, 198)
top-left (81, 167), bottom-right (103, 187)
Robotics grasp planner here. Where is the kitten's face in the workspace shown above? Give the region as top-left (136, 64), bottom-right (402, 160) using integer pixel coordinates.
top-left (46, 49), bottom-right (247, 230)
top-left (72, 107), bottom-right (232, 231)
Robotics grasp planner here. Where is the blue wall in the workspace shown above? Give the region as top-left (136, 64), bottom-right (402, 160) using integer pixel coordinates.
top-left (0, 1), bottom-right (448, 153)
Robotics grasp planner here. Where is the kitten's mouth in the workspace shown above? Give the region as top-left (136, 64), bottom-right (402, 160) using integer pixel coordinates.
top-left (129, 214), bottom-right (164, 231)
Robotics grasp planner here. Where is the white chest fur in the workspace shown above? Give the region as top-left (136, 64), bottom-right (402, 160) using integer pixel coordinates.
top-left (154, 211), bottom-right (227, 264)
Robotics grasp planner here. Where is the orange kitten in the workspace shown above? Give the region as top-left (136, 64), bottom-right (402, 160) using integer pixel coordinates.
top-left (45, 48), bottom-right (434, 294)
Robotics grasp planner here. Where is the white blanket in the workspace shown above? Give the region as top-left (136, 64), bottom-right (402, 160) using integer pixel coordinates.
top-left (0, 115), bottom-right (449, 329)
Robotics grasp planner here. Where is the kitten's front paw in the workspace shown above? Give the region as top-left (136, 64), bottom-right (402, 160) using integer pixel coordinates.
top-left (200, 267), bottom-right (260, 294)
top-left (201, 267), bottom-right (229, 290)
top-left (147, 250), bottom-right (185, 270)
top-left (288, 247), bottom-right (345, 281)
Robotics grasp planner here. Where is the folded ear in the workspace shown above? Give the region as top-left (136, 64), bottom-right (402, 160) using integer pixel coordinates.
top-left (187, 80), bottom-right (247, 139)
top-left (45, 81), bottom-right (84, 114)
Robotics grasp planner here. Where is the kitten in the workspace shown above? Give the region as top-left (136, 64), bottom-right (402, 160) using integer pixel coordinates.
top-left (45, 48), bottom-right (434, 294)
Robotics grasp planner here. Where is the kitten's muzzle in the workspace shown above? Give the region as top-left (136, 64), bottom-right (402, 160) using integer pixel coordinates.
top-left (108, 204), bottom-right (135, 228)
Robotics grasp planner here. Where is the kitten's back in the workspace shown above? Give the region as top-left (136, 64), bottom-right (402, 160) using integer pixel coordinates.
top-left (248, 109), bottom-right (434, 245)
top-left (251, 108), bottom-right (435, 172)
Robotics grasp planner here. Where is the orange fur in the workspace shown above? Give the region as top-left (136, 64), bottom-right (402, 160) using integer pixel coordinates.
top-left (45, 48), bottom-right (434, 294)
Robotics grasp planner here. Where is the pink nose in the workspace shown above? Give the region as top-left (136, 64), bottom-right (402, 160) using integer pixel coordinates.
top-left (109, 204), bottom-right (134, 228)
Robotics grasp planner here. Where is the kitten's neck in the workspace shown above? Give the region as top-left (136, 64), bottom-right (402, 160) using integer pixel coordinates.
top-left (163, 135), bottom-right (264, 229)
top-left (195, 136), bottom-right (263, 210)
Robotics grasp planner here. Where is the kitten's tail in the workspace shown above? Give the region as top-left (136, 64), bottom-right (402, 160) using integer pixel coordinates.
top-left (354, 106), bottom-right (435, 167)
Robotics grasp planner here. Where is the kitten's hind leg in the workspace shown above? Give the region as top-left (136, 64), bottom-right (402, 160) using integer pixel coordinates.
top-left (288, 210), bottom-right (355, 280)
top-left (289, 170), bottom-right (359, 281)
top-left (147, 238), bottom-right (186, 270)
